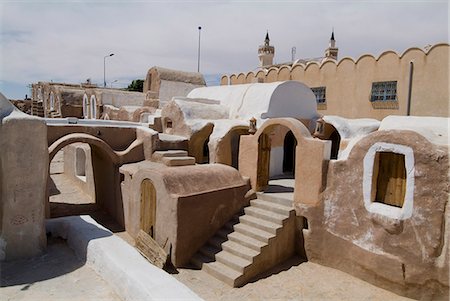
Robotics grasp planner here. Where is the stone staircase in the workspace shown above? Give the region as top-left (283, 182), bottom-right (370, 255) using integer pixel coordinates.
top-left (151, 150), bottom-right (195, 167)
top-left (31, 100), bottom-right (44, 117)
top-left (49, 110), bottom-right (62, 118)
top-left (191, 193), bottom-right (296, 287)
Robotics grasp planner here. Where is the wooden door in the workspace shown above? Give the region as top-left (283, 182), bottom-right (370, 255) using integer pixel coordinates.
top-left (257, 133), bottom-right (271, 191)
top-left (140, 179), bottom-right (156, 237)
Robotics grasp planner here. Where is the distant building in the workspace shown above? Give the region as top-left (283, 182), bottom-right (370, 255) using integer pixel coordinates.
top-left (222, 33), bottom-right (449, 119)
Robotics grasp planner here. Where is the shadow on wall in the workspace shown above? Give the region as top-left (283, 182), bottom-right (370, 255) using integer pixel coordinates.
top-left (0, 216), bottom-right (112, 287)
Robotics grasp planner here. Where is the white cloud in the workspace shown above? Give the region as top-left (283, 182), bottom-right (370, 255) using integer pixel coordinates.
top-left (0, 0), bottom-right (448, 98)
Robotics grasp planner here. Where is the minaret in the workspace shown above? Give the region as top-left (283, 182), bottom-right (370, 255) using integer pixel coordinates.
top-left (258, 31), bottom-right (275, 67)
top-left (324, 30), bottom-right (338, 60)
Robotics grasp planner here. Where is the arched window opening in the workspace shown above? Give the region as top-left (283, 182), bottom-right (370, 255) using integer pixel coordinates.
top-left (82, 94), bottom-right (90, 119)
top-left (90, 95), bottom-right (97, 120)
top-left (329, 130), bottom-right (341, 160)
top-left (75, 147), bottom-right (86, 180)
top-left (201, 138), bottom-right (210, 164)
top-left (49, 92), bottom-right (55, 111)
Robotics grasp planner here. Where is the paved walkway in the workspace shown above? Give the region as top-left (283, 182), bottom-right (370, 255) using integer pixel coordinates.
top-left (173, 256), bottom-right (412, 301)
top-left (0, 237), bottom-right (121, 301)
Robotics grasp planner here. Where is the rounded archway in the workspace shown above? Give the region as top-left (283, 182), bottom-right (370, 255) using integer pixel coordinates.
top-left (253, 118), bottom-right (311, 192)
top-left (90, 95), bottom-right (97, 119)
top-left (47, 134), bottom-right (124, 231)
top-left (82, 94), bottom-right (89, 119)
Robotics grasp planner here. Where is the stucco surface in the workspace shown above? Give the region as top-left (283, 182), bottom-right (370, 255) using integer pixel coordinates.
top-left (0, 93), bottom-right (48, 261)
top-left (120, 162), bottom-right (252, 266)
top-left (296, 130), bottom-right (449, 299)
top-left (379, 115), bottom-right (449, 145)
top-left (187, 81), bottom-right (318, 122)
top-left (46, 215), bottom-right (200, 300)
top-left (224, 43), bottom-right (450, 119)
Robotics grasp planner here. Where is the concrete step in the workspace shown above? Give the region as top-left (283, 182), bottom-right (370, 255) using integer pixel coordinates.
top-left (215, 251), bottom-right (252, 273)
top-left (250, 199), bottom-right (293, 216)
top-left (221, 240), bottom-right (259, 261)
top-left (199, 244), bottom-right (221, 260)
top-left (209, 235), bottom-right (228, 249)
top-left (239, 215), bottom-right (281, 235)
top-left (227, 231), bottom-right (266, 252)
top-left (217, 228), bottom-right (233, 239)
top-left (161, 156), bottom-right (195, 166)
top-left (244, 206), bottom-right (286, 225)
top-left (257, 192), bottom-right (293, 207)
top-left (202, 261), bottom-right (242, 287)
top-left (191, 253), bottom-right (212, 269)
top-left (233, 223), bottom-right (275, 243)
top-left (152, 150), bottom-right (188, 161)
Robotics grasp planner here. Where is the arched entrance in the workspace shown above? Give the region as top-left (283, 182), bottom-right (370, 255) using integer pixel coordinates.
top-left (140, 179), bottom-right (156, 238)
top-left (90, 95), bottom-right (97, 119)
top-left (329, 129), bottom-right (341, 160)
top-left (82, 94), bottom-right (89, 119)
top-left (250, 118), bottom-right (312, 193)
top-left (47, 134), bottom-right (124, 231)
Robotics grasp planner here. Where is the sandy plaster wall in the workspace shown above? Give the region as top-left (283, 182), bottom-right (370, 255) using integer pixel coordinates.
top-left (1, 102), bottom-right (48, 260)
top-left (297, 130), bottom-right (449, 299)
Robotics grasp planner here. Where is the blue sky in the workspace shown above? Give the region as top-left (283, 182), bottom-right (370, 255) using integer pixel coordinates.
top-left (0, 0), bottom-right (448, 99)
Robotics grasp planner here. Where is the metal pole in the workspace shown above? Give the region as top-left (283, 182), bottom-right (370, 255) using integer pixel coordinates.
top-left (197, 26), bottom-right (201, 73)
top-left (104, 53), bottom-right (114, 88)
top-left (103, 56), bottom-right (106, 87)
top-left (406, 61), bottom-right (414, 116)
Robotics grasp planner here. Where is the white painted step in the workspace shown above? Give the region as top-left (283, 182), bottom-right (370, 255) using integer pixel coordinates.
top-left (257, 192), bottom-right (293, 207)
top-left (244, 206), bottom-right (286, 225)
top-left (221, 240), bottom-right (259, 261)
top-left (199, 244), bottom-right (221, 259)
top-left (202, 260), bottom-right (242, 287)
top-left (215, 251), bottom-right (252, 273)
top-left (239, 215), bottom-right (281, 234)
top-left (227, 232), bottom-right (266, 252)
top-left (161, 156), bottom-right (195, 166)
top-left (152, 150), bottom-right (188, 161)
top-left (233, 223), bottom-right (275, 243)
top-left (250, 199), bottom-right (293, 216)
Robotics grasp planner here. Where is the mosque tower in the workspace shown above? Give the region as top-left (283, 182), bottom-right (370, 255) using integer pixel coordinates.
top-left (324, 29), bottom-right (339, 60)
top-left (258, 32), bottom-right (275, 67)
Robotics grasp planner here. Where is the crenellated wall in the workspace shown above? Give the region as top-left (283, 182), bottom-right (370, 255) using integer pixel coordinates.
top-left (222, 44), bottom-right (449, 119)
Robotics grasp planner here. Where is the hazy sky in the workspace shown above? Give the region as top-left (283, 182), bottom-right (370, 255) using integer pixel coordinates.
top-left (0, 0), bottom-right (448, 99)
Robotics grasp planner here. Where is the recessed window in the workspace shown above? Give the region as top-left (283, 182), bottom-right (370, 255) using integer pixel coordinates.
top-left (370, 81), bottom-right (397, 102)
top-left (363, 142), bottom-right (414, 220)
top-left (166, 118), bottom-right (173, 129)
top-left (311, 87), bottom-right (326, 104)
top-left (371, 152), bottom-right (406, 208)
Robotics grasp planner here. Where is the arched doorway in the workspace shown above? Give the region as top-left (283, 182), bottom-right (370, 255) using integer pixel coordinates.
top-left (47, 135), bottom-right (124, 232)
top-left (82, 94), bottom-right (89, 119)
top-left (283, 131), bottom-right (297, 176)
top-left (90, 95), bottom-right (97, 120)
top-left (140, 179), bottom-right (156, 238)
top-left (201, 138), bottom-right (210, 164)
top-left (329, 130), bottom-right (341, 160)
top-left (49, 92), bottom-right (55, 111)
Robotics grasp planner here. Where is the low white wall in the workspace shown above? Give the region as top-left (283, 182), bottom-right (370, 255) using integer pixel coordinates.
top-left (46, 215), bottom-right (201, 301)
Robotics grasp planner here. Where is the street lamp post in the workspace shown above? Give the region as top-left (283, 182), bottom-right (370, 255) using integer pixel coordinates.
top-left (104, 53), bottom-right (114, 87)
top-left (110, 79), bottom-right (118, 88)
top-left (197, 26), bottom-right (201, 73)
